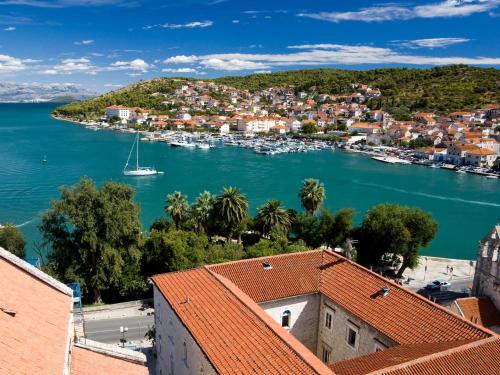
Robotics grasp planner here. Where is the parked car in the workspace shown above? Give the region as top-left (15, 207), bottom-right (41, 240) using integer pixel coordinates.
top-left (426, 279), bottom-right (450, 290)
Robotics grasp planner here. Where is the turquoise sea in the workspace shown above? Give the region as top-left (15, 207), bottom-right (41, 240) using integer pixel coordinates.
top-left (1, 103), bottom-right (499, 259)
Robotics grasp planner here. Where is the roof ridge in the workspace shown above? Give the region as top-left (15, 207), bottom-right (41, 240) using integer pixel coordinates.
top-left (206, 248), bottom-right (323, 269)
top-left (372, 336), bottom-right (500, 374)
top-left (321, 249), bottom-right (494, 339)
top-left (206, 267), bottom-right (333, 375)
top-left (0, 247), bottom-right (73, 296)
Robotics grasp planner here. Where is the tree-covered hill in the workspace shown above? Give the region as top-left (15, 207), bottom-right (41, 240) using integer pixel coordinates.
top-left (53, 65), bottom-right (499, 119)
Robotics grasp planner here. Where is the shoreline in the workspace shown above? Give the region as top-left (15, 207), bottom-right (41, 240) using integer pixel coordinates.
top-left (52, 114), bottom-right (500, 179)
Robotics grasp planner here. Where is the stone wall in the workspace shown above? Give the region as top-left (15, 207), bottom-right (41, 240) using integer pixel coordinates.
top-left (259, 293), bottom-right (320, 353)
top-left (316, 295), bottom-right (396, 363)
top-left (154, 286), bottom-right (216, 375)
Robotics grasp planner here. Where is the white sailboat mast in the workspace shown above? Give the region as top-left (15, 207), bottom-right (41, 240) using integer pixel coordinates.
top-left (136, 133), bottom-right (139, 170)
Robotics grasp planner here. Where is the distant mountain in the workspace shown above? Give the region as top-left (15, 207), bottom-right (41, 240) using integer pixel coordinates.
top-left (53, 65), bottom-right (500, 119)
top-left (0, 82), bottom-right (96, 103)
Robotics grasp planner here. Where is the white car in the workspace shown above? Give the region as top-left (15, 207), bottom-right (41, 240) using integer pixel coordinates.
top-left (426, 279), bottom-right (451, 290)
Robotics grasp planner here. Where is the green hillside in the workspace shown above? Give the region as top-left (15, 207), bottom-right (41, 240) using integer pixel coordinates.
top-left (53, 65), bottom-right (500, 119)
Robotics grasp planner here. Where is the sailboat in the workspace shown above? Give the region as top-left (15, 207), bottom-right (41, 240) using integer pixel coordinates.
top-left (123, 133), bottom-right (158, 176)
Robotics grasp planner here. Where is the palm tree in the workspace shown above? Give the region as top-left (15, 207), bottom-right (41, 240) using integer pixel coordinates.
top-left (190, 191), bottom-right (214, 233)
top-left (165, 191), bottom-right (188, 229)
top-left (299, 178), bottom-right (325, 215)
top-left (255, 200), bottom-right (291, 237)
top-left (213, 187), bottom-right (248, 240)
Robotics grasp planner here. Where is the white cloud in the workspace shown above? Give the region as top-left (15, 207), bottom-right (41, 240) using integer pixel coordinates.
top-left (254, 70), bottom-right (272, 74)
top-left (144, 20), bottom-right (213, 30)
top-left (231, 19), bottom-right (240, 23)
top-left (110, 58), bottom-right (149, 72)
top-left (162, 67), bottom-right (199, 73)
top-left (3, 26), bottom-right (15, 31)
top-left (74, 39), bottom-right (94, 45)
top-left (163, 55), bottom-right (198, 64)
top-left (393, 38), bottom-right (471, 49)
top-left (200, 58), bottom-right (270, 71)
top-left (298, 1), bottom-right (500, 22)
top-left (163, 43), bottom-right (500, 73)
top-left (43, 57), bottom-right (96, 75)
top-left (104, 83), bottom-right (122, 87)
top-left (0, 54), bottom-right (27, 73)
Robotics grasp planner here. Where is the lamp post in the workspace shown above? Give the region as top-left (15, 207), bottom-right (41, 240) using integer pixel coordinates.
top-left (120, 326), bottom-right (128, 348)
top-left (423, 257), bottom-right (428, 281)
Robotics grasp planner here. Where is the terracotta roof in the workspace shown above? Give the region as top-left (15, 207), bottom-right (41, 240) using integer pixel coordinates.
top-left (379, 337), bottom-right (500, 375)
top-left (319, 251), bottom-right (490, 345)
top-left (0, 249), bottom-right (72, 375)
top-left (71, 346), bottom-right (149, 375)
top-left (466, 147), bottom-right (497, 156)
top-left (330, 340), bottom-right (470, 375)
top-left (207, 250), bottom-right (323, 302)
top-left (454, 297), bottom-right (500, 327)
top-left (152, 267), bottom-right (331, 375)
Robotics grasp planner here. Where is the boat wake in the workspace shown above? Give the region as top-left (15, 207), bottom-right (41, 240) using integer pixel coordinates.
top-left (353, 181), bottom-right (500, 208)
top-left (15, 218), bottom-right (37, 227)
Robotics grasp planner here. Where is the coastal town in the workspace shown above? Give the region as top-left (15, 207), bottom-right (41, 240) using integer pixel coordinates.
top-left (63, 79), bottom-right (500, 177)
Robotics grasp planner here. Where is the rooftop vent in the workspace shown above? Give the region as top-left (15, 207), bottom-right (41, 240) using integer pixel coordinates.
top-left (262, 261), bottom-right (273, 270)
top-left (379, 286), bottom-right (390, 297)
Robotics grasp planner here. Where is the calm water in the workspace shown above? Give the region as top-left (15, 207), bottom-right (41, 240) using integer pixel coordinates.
top-left (1, 103), bottom-right (499, 259)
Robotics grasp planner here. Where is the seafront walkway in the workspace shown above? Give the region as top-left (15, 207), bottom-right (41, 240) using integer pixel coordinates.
top-left (403, 256), bottom-right (475, 291)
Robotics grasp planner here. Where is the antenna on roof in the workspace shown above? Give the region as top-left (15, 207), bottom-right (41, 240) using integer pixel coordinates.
top-left (184, 296), bottom-right (190, 304)
top-left (1, 307), bottom-right (17, 317)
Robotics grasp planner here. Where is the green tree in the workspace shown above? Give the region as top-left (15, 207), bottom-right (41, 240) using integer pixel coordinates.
top-left (39, 178), bottom-right (144, 303)
top-left (190, 191), bottom-right (214, 233)
top-left (0, 224), bottom-right (26, 258)
top-left (141, 228), bottom-right (207, 276)
top-left (357, 204), bottom-right (438, 277)
top-left (213, 187), bottom-right (249, 241)
top-left (301, 122), bottom-right (318, 134)
top-left (205, 242), bottom-right (244, 264)
top-left (299, 178), bottom-right (325, 215)
top-left (165, 191), bottom-right (188, 229)
top-left (255, 200), bottom-right (291, 236)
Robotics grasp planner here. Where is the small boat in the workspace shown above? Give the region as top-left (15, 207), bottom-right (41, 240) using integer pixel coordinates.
top-left (456, 169), bottom-right (467, 174)
top-left (170, 141), bottom-right (196, 148)
top-left (123, 133), bottom-right (158, 176)
top-left (42, 155), bottom-right (47, 163)
top-left (429, 164), bottom-right (439, 168)
top-left (485, 175), bottom-right (498, 179)
top-left (196, 143), bottom-right (211, 149)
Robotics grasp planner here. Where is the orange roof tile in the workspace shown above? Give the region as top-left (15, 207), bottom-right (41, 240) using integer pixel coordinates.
top-left (152, 267), bottom-right (331, 374)
top-left (0, 250), bottom-right (72, 375)
top-left (207, 250), bottom-right (322, 302)
top-left (71, 346), bottom-right (149, 375)
top-left (379, 337), bottom-right (500, 375)
top-left (455, 297), bottom-right (500, 328)
top-left (330, 340), bottom-right (471, 375)
top-left (319, 251), bottom-right (490, 345)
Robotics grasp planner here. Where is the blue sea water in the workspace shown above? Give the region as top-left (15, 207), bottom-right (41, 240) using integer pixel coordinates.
top-left (0, 103), bottom-right (498, 259)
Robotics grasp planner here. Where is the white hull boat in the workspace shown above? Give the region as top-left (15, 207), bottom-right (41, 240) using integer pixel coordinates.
top-left (123, 133), bottom-right (159, 176)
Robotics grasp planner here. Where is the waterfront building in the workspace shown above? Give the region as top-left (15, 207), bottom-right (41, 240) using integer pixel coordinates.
top-left (0, 247), bottom-right (148, 375)
top-left (151, 249), bottom-right (498, 375)
top-left (105, 105), bottom-right (132, 123)
top-left (348, 122), bottom-right (381, 134)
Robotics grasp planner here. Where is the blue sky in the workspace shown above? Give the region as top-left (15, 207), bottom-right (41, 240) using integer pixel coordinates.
top-left (0, 0), bottom-right (499, 92)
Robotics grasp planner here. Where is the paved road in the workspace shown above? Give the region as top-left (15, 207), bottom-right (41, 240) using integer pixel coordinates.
top-left (84, 315), bottom-right (154, 344)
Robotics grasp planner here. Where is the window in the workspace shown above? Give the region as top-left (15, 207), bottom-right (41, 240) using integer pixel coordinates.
top-left (324, 307), bottom-right (334, 331)
top-left (183, 341), bottom-right (188, 367)
top-left (374, 340), bottom-right (387, 352)
top-left (281, 310), bottom-right (291, 328)
top-left (321, 345), bottom-right (331, 363)
top-left (346, 322), bottom-right (360, 350)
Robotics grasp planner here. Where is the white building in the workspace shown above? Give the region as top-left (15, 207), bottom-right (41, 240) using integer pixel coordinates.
top-left (105, 105), bottom-right (131, 123)
top-left (151, 250), bottom-right (496, 375)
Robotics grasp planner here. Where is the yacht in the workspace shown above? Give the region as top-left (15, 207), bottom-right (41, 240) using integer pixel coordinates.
top-left (123, 133), bottom-right (158, 176)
